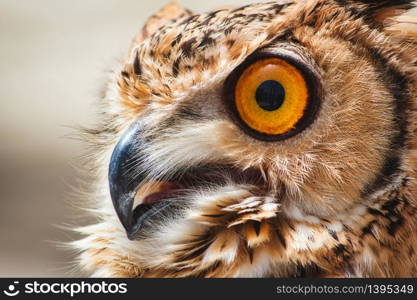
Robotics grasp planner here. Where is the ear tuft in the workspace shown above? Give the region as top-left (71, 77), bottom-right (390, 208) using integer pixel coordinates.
top-left (347, 0), bottom-right (416, 27)
top-left (354, 0), bottom-right (415, 9)
top-left (131, 2), bottom-right (194, 47)
top-left (352, 0), bottom-right (416, 15)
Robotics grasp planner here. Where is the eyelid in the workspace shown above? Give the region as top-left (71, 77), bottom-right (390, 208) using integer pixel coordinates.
top-left (223, 50), bottom-right (322, 142)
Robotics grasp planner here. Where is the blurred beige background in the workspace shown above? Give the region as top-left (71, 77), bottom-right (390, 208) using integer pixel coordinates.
top-left (1, 1), bottom-right (416, 277)
top-left (0, 0), bottom-right (273, 277)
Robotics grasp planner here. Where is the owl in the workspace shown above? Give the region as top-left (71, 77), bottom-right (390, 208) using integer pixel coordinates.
top-left (74, 0), bottom-right (417, 277)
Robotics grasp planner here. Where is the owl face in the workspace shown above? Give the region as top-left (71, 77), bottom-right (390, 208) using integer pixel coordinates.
top-left (78, 0), bottom-right (417, 277)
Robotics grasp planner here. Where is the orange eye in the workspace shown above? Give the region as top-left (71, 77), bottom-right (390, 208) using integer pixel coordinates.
top-left (226, 55), bottom-right (319, 141)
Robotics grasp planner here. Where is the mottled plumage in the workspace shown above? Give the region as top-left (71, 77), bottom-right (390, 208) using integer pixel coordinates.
top-left (74, 0), bottom-right (417, 277)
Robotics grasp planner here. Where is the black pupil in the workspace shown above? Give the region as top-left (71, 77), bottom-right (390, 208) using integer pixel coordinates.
top-left (255, 80), bottom-right (285, 111)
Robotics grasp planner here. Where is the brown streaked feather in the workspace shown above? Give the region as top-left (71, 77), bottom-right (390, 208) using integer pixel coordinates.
top-left (130, 2), bottom-right (194, 48)
top-left (385, 14), bottom-right (417, 43)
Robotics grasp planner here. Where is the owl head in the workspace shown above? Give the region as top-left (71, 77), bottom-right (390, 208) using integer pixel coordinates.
top-left (75, 0), bottom-right (417, 277)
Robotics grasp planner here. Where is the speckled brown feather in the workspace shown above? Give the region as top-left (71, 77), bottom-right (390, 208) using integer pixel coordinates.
top-left (74, 0), bottom-right (417, 277)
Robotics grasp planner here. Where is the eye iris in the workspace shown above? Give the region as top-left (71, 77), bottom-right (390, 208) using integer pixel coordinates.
top-left (255, 80), bottom-right (285, 111)
top-left (229, 56), bottom-right (316, 140)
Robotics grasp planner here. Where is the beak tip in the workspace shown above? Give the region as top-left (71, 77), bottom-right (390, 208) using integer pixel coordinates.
top-left (108, 122), bottom-right (144, 239)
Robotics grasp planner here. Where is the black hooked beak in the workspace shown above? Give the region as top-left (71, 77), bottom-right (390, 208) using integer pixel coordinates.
top-left (108, 121), bottom-right (144, 239)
